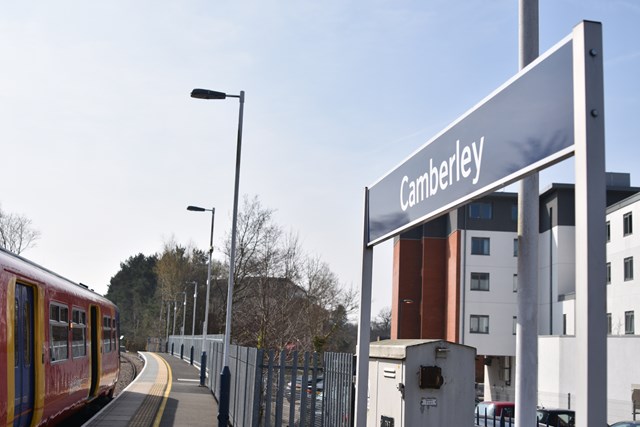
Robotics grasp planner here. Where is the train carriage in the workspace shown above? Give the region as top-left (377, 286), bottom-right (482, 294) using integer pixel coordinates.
top-left (0, 247), bottom-right (119, 426)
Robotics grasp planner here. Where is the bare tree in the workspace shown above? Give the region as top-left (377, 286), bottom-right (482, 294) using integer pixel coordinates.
top-left (371, 307), bottom-right (392, 341)
top-left (223, 195), bottom-right (358, 352)
top-left (0, 206), bottom-right (41, 254)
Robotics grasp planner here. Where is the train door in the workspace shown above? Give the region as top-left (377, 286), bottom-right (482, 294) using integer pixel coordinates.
top-left (14, 283), bottom-right (34, 427)
top-left (89, 306), bottom-right (100, 397)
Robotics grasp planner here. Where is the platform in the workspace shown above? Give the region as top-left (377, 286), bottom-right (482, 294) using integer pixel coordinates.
top-left (84, 352), bottom-right (218, 427)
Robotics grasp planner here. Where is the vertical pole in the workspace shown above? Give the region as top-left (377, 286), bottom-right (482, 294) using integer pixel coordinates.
top-left (573, 20), bottom-right (606, 426)
top-left (166, 301), bottom-right (170, 352)
top-left (202, 209), bottom-right (215, 385)
top-left (354, 188), bottom-right (373, 427)
top-left (192, 282), bottom-right (198, 337)
top-left (219, 90), bottom-right (245, 427)
top-left (181, 292), bottom-right (187, 359)
top-left (516, 1), bottom-right (539, 426)
top-left (172, 299), bottom-right (177, 336)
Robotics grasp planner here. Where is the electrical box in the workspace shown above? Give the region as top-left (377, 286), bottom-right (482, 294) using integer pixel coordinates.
top-left (367, 339), bottom-right (476, 427)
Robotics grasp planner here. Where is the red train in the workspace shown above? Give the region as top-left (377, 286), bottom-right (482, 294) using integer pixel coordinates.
top-left (0, 247), bottom-right (120, 426)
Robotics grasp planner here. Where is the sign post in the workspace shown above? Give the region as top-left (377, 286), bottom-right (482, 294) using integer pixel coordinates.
top-left (353, 20), bottom-right (606, 426)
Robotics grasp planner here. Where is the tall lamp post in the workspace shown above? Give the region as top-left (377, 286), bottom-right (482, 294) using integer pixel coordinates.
top-left (187, 205), bottom-right (215, 385)
top-left (180, 291), bottom-right (187, 359)
top-left (190, 281), bottom-right (198, 365)
top-left (190, 87), bottom-right (244, 427)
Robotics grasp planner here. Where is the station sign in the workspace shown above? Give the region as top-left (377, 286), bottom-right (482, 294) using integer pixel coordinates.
top-left (368, 37), bottom-right (575, 245)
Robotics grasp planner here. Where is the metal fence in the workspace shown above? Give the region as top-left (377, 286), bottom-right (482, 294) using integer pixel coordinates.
top-left (165, 335), bottom-right (354, 427)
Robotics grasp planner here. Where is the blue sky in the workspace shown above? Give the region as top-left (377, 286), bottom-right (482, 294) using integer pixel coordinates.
top-left (2, 1), bottom-right (639, 318)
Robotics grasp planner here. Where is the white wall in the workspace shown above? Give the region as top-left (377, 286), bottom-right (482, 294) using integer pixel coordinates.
top-left (607, 202), bottom-right (640, 336)
top-left (462, 230), bottom-right (518, 356)
top-left (538, 335), bottom-right (640, 424)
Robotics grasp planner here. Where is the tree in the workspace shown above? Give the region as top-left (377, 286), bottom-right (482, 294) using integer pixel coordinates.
top-left (0, 206), bottom-right (41, 254)
top-left (371, 307), bottom-right (392, 341)
top-left (105, 253), bottom-right (159, 350)
top-left (223, 195), bottom-right (358, 353)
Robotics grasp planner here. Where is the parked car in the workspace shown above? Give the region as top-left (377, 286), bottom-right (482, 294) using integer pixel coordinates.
top-left (610, 422), bottom-right (640, 427)
top-left (306, 379), bottom-right (323, 395)
top-left (475, 401), bottom-right (515, 418)
top-left (536, 407), bottom-right (575, 426)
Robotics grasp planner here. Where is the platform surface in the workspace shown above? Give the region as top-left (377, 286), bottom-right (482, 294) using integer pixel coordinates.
top-left (84, 352), bottom-right (218, 427)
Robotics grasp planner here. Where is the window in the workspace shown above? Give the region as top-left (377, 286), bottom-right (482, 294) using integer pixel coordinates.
top-left (606, 262), bottom-right (611, 284)
top-left (513, 239), bottom-right (518, 257)
top-left (103, 316), bottom-right (112, 352)
top-left (71, 308), bottom-right (87, 358)
top-left (49, 303), bottom-right (69, 362)
top-left (563, 314), bottom-right (567, 335)
top-left (625, 257), bottom-right (634, 281)
top-left (513, 274), bottom-right (518, 292)
top-left (511, 205), bottom-right (518, 221)
top-left (471, 237), bottom-right (490, 255)
top-left (625, 311), bottom-right (635, 335)
top-left (606, 221), bottom-right (610, 242)
top-left (624, 212), bottom-right (633, 236)
top-left (469, 202), bottom-right (492, 219)
top-left (470, 272), bottom-right (490, 291)
top-left (512, 317), bottom-right (517, 335)
top-left (470, 315), bottom-right (489, 334)
top-left (607, 313), bottom-right (612, 335)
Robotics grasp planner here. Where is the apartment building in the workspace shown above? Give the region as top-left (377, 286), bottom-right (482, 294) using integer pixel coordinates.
top-left (392, 172), bottom-right (639, 403)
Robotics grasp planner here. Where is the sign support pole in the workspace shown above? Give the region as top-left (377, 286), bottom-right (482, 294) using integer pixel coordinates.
top-left (515, 1), bottom-right (539, 425)
top-left (573, 20), bottom-right (607, 426)
top-left (354, 188), bottom-right (374, 427)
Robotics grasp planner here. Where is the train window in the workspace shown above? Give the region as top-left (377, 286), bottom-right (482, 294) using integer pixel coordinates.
top-left (103, 316), bottom-right (112, 353)
top-left (72, 308), bottom-right (87, 358)
top-left (49, 303), bottom-right (69, 362)
top-left (112, 318), bottom-right (117, 349)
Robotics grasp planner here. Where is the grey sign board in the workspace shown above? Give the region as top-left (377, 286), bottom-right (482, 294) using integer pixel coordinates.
top-left (368, 37), bottom-right (574, 245)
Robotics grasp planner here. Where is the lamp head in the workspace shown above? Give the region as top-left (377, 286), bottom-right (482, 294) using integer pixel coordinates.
top-left (191, 88), bottom-right (226, 100)
top-left (187, 206), bottom-right (206, 212)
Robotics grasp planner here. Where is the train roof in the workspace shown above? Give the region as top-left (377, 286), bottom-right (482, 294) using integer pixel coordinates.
top-left (0, 246), bottom-right (112, 302)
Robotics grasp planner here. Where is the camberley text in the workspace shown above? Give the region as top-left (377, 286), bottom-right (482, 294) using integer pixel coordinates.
top-left (400, 137), bottom-right (485, 212)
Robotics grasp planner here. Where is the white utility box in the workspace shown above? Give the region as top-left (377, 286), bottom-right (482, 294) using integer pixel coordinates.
top-left (367, 339), bottom-right (476, 427)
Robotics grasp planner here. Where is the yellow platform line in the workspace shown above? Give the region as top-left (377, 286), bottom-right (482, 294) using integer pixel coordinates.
top-left (128, 353), bottom-right (172, 427)
top-left (153, 355), bottom-right (172, 427)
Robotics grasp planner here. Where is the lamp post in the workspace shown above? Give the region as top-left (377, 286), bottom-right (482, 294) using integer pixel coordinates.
top-left (181, 291), bottom-right (187, 359)
top-left (191, 87), bottom-right (244, 427)
top-left (172, 298), bottom-right (177, 336)
top-left (165, 301), bottom-right (170, 352)
top-left (187, 205), bottom-right (215, 385)
top-left (190, 281), bottom-right (198, 365)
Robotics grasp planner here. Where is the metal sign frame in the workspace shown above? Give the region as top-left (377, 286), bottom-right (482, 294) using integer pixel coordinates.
top-left (354, 20), bottom-right (606, 426)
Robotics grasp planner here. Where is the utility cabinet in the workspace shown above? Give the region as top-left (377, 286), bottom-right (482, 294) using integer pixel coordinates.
top-left (367, 339), bottom-right (476, 427)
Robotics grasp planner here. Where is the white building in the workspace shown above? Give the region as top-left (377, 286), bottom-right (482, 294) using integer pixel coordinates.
top-left (392, 173), bottom-right (640, 421)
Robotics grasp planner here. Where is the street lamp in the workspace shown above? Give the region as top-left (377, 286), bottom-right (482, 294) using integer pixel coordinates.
top-left (181, 291), bottom-right (187, 359)
top-left (190, 281), bottom-right (198, 365)
top-left (187, 205), bottom-right (215, 384)
top-left (191, 87), bottom-right (244, 427)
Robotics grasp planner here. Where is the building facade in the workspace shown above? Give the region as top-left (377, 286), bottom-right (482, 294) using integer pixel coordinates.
top-left (392, 173), bottom-right (640, 406)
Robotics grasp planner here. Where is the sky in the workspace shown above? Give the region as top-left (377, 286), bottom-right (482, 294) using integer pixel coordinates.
top-left (2, 1), bottom-right (640, 320)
